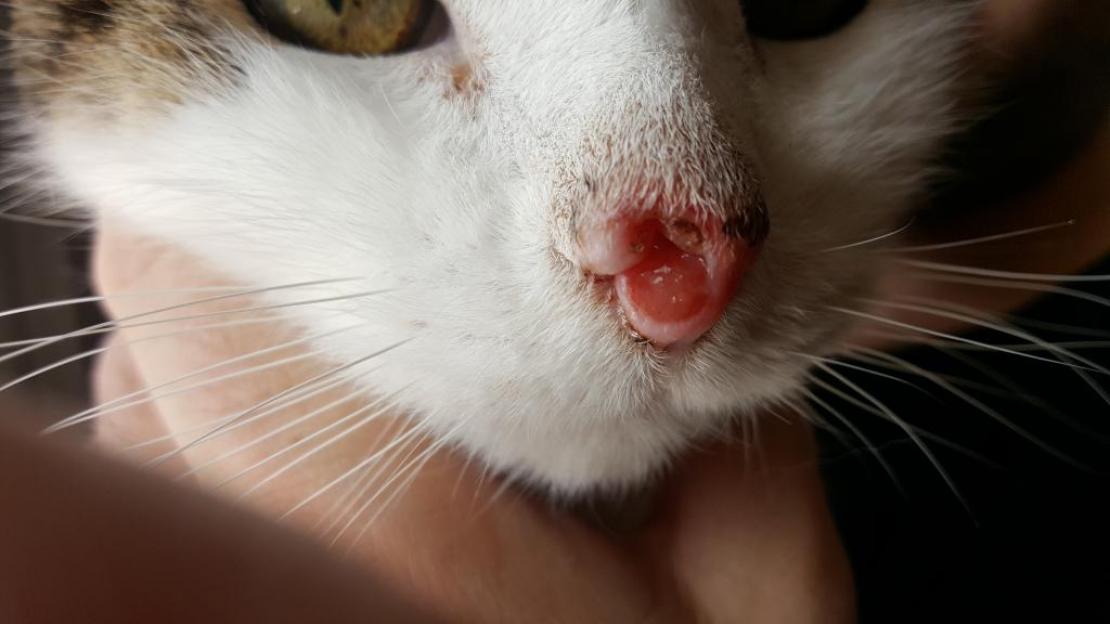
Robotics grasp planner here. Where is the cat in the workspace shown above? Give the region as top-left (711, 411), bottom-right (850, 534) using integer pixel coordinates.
top-left (5, 0), bottom-right (978, 494)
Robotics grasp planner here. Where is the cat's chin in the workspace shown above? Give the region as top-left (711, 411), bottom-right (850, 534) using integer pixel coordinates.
top-left (442, 413), bottom-right (709, 496)
top-left (479, 442), bottom-right (675, 498)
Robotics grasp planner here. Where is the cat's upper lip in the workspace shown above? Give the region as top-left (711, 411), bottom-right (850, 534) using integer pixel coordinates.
top-left (576, 212), bottom-right (759, 349)
top-left (578, 271), bottom-right (708, 359)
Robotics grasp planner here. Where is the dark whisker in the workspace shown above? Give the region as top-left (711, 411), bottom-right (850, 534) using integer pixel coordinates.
top-left (813, 361), bottom-right (973, 518)
top-left (800, 387), bottom-right (903, 492)
top-left (853, 347), bottom-right (1091, 470)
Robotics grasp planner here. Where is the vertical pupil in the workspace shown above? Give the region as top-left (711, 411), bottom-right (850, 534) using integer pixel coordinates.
top-left (327, 0), bottom-right (344, 15)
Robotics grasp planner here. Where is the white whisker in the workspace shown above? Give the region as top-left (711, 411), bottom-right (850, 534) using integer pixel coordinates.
top-left (278, 424), bottom-right (428, 520)
top-left (121, 373), bottom-right (356, 453)
top-left (814, 361), bottom-right (971, 516)
top-left (0, 315), bottom-right (292, 393)
top-left (153, 340), bottom-right (413, 465)
top-left (0, 280), bottom-right (380, 367)
top-left (208, 390), bottom-right (403, 490)
top-left (889, 220), bottom-right (1075, 253)
top-left (855, 348), bottom-right (1087, 469)
top-left (47, 348), bottom-right (328, 434)
top-left (867, 297), bottom-right (1110, 403)
top-left (0, 313), bottom-right (289, 350)
top-left (822, 217), bottom-right (915, 252)
top-left (0, 285), bottom-right (273, 322)
top-left (800, 387), bottom-right (902, 490)
top-left (314, 417), bottom-right (411, 538)
top-left (793, 352), bottom-right (931, 395)
top-left (901, 260), bottom-right (1110, 283)
top-left (332, 433), bottom-right (431, 547)
top-left (181, 384), bottom-right (383, 480)
top-left (807, 376), bottom-right (995, 467)
top-left (42, 323), bottom-right (363, 433)
top-left (906, 271), bottom-right (1110, 312)
top-left (829, 305), bottom-right (1104, 374)
top-left (348, 426), bottom-right (466, 549)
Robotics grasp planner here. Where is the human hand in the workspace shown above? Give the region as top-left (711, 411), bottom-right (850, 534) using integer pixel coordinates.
top-left (88, 226), bottom-right (854, 622)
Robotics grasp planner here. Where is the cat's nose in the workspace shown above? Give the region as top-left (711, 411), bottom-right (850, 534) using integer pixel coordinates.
top-left (578, 203), bottom-right (767, 348)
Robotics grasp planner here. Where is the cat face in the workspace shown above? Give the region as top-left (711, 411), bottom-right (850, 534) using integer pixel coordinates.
top-left (9, 0), bottom-right (973, 491)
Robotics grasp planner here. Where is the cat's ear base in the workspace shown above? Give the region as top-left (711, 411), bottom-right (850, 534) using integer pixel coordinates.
top-left (742, 0), bottom-right (868, 41)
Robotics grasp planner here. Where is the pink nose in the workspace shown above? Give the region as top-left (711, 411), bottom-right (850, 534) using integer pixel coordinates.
top-left (578, 207), bottom-right (764, 348)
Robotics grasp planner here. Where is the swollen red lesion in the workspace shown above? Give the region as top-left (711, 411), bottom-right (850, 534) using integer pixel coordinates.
top-left (627, 218), bottom-right (708, 260)
top-left (623, 235), bottom-right (712, 323)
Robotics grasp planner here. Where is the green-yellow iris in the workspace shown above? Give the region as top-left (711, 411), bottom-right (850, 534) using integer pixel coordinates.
top-left (251, 0), bottom-right (428, 55)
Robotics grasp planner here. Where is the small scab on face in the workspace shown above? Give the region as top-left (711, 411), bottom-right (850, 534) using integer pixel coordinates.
top-left (448, 62), bottom-right (485, 98)
top-left (450, 63), bottom-right (470, 90)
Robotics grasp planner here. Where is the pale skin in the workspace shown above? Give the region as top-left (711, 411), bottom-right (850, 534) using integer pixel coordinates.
top-left (83, 228), bottom-right (855, 623)
top-left (2, 1), bottom-right (1108, 621)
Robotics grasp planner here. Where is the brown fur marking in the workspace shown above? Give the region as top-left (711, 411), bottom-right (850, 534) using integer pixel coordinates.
top-left (7, 0), bottom-right (256, 120)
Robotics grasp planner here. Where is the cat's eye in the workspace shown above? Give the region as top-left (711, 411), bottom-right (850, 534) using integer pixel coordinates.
top-left (244, 0), bottom-right (431, 55)
top-left (743, 0), bottom-right (868, 40)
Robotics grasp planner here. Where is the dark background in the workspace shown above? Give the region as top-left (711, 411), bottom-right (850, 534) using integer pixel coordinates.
top-left (816, 4), bottom-right (1110, 620)
top-left (0, 3), bottom-right (99, 423)
top-left (818, 263), bottom-right (1110, 621)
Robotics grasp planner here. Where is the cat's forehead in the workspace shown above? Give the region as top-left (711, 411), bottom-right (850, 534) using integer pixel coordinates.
top-left (447, 2), bottom-right (754, 94)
